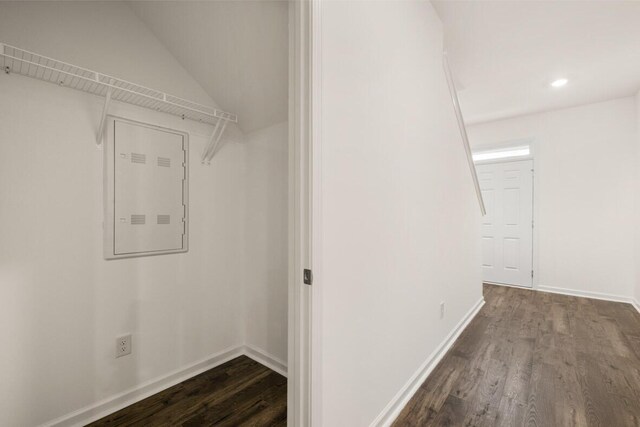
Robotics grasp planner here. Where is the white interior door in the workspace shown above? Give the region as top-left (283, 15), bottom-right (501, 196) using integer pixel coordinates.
top-left (477, 160), bottom-right (533, 287)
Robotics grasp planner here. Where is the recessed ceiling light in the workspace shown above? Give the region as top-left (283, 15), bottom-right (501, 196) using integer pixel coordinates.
top-left (551, 78), bottom-right (568, 88)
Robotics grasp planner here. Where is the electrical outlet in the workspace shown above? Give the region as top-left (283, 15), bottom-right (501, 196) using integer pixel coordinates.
top-left (440, 302), bottom-right (445, 319)
top-left (116, 334), bottom-right (132, 358)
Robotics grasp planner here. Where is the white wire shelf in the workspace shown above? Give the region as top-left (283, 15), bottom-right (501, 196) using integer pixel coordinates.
top-left (0, 43), bottom-right (237, 125)
top-left (1, 42), bottom-right (237, 162)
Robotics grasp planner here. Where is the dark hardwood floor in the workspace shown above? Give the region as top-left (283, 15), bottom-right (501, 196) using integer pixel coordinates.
top-left (394, 283), bottom-right (640, 426)
top-left (88, 355), bottom-right (286, 427)
top-left (88, 284), bottom-right (640, 426)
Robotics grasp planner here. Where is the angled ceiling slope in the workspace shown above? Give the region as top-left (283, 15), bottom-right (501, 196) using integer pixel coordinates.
top-left (130, 1), bottom-right (288, 134)
top-left (432, 0), bottom-right (640, 124)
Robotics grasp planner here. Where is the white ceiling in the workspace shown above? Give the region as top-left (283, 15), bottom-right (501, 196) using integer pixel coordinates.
top-left (130, 1), bottom-right (288, 133)
top-left (432, 0), bottom-right (640, 124)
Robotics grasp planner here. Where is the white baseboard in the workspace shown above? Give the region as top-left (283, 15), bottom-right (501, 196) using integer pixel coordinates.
top-left (46, 344), bottom-right (244, 427)
top-left (488, 282), bottom-right (639, 313)
top-left (536, 285), bottom-right (634, 304)
top-left (370, 297), bottom-right (486, 427)
top-left (45, 344), bottom-right (288, 427)
top-left (243, 344), bottom-right (288, 377)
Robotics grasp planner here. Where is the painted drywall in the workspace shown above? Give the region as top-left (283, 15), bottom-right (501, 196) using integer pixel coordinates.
top-left (467, 97), bottom-right (637, 300)
top-left (318, 1), bottom-right (483, 425)
top-left (243, 121), bottom-right (289, 365)
top-left (432, 1), bottom-right (640, 126)
top-left (0, 2), bottom-right (250, 425)
top-left (130, 0), bottom-right (289, 133)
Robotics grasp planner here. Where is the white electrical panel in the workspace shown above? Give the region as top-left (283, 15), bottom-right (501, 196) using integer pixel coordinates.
top-left (104, 117), bottom-right (188, 259)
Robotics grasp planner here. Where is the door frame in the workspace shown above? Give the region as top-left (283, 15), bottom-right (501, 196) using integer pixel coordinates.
top-left (473, 139), bottom-right (538, 289)
top-left (288, 1), bottom-right (322, 425)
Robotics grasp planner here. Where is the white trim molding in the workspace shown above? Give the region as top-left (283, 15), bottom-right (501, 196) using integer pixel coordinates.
top-left (370, 297), bottom-right (486, 427)
top-left (489, 282), bottom-right (640, 313)
top-left (288, 0), bottom-right (321, 426)
top-left (244, 344), bottom-right (288, 377)
top-left (45, 345), bottom-right (288, 427)
top-left (537, 285), bottom-right (635, 304)
top-left (46, 345), bottom-right (244, 427)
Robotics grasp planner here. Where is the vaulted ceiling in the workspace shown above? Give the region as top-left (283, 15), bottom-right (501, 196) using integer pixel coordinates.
top-left (432, 0), bottom-right (640, 124)
top-left (130, 1), bottom-right (288, 134)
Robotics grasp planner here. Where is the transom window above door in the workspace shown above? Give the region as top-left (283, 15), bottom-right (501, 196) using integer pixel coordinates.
top-left (472, 145), bottom-right (531, 162)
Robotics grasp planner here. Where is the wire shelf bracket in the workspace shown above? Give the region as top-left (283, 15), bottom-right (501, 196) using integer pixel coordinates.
top-left (201, 118), bottom-right (229, 165)
top-left (96, 86), bottom-right (113, 146)
top-left (0, 42), bottom-right (238, 157)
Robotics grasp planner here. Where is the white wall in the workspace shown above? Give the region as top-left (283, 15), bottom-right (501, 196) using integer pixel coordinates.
top-left (243, 121), bottom-right (289, 364)
top-left (0, 2), bottom-right (250, 425)
top-left (467, 98), bottom-right (637, 300)
top-left (318, 1), bottom-right (483, 425)
top-left (129, 0), bottom-right (289, 133)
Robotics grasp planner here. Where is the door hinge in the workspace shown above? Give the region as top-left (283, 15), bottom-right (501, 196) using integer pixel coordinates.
top-left (531, 270), bottom-right (534, 278)
top-left (532, 220), bottom-right (534, 228)
top-left (303, 269), bottom-right (313, 285)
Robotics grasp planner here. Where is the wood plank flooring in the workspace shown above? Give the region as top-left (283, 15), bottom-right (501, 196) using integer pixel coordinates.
top-left (88, 356), bottom-right (286, 427)
top-left (394, 284), bottom-right (640, 426)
